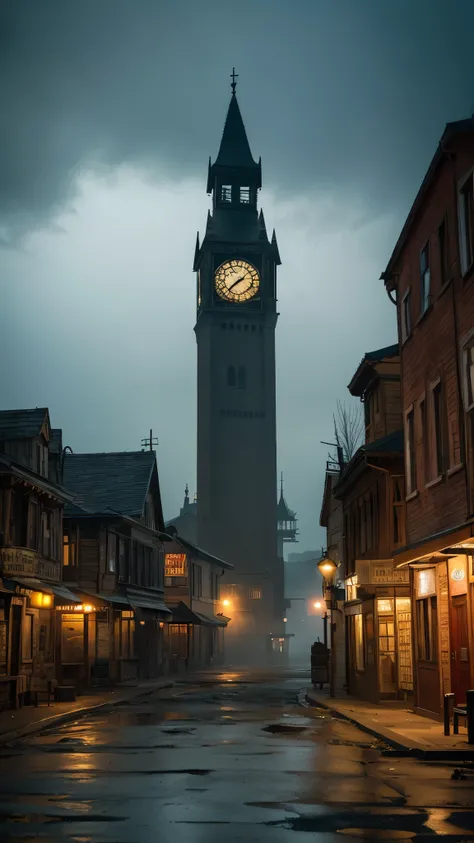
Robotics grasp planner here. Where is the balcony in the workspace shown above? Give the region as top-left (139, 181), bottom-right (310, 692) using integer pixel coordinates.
top-left (0, 547), bottom-right (61, 583)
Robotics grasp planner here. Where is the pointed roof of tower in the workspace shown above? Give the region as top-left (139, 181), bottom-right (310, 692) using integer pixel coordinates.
top-left (276, 473), bottom-right (297, 522)
top-left (207, 79), bottom-right (262, 193)
top-left (213, 94), bottom-right (259, 170)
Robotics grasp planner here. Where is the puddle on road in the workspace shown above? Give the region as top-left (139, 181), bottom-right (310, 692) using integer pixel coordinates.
top-left (0, 812), bottom-right (125, 825)
top-left (161, 727), bottom-right (196, 735)
top-left (263, 724), bottom-right (308, 734)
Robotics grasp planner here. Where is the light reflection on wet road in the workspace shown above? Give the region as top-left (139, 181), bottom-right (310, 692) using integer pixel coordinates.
top-left (0, 669), bottom-right (473, 842)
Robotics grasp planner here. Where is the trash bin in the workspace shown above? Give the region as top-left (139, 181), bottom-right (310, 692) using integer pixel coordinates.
top-left (310, 641), bottom-right (329, 688)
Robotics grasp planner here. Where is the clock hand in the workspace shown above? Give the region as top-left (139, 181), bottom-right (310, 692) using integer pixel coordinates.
top-left (229, 274), bottom-right (246, 291)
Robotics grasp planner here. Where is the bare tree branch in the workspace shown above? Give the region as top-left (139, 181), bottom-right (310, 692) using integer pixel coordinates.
top-left (328, 400), bottom-right (364, 466)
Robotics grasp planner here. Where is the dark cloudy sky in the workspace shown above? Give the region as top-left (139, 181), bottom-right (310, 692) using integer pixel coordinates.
top-left (2, 0), bottom-right (474, 553)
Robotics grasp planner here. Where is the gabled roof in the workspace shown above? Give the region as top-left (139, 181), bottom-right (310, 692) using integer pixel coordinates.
top-left (382, 117), bottom-right (474, 288)
top-left (349, 344), bottom-right (399, 396)
top-left (364, 344), bottom-right (399, 362)
top-left (0, 408), bottom-right (49, 440)
top-left (171, 534), bottom-right (234, 570)
top-left (333, 429), bottom-right (404, 498)
top-left (63, 451), bottom-right (158, 519)
top-left (213, 94), bottom-right (259, 170)
top-left (0, 453), bottom-right (72, 503)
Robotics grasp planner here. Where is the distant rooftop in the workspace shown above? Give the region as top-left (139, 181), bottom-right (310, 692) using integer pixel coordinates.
top-left (0, 408), bottom-right (49, 440)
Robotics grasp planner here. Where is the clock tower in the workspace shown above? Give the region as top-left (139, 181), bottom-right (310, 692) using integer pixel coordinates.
top-left (194, 75), bottom-right (285, 662)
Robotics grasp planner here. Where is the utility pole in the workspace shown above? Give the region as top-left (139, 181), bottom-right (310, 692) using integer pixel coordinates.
top-left (141, 429), bottom-right (158, 451)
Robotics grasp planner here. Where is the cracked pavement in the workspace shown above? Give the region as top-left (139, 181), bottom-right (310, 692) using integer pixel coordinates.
top-left (0, 668), bottom-right (473, 841)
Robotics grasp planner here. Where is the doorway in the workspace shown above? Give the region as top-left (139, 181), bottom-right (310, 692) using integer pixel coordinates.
top-left (10, 604), bottom-right (22, 676)
top-left (450, 594), bottom-right (470, 705)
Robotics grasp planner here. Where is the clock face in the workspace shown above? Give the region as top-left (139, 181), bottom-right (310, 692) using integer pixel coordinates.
top-left (214, 259), bottom-right (260, 303)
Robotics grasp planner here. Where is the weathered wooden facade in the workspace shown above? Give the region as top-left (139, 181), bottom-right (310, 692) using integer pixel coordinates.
top-left (0, 409), bottom-right (75, 710)
top-left (163, 531), bottom-right (232, 672)
top-left (60, 450), bottom-right (171, 692)
top-left (382, 117), bottom-right (474, 719)
top-left (319, 466), bottom-right (345, 696)
top-left (335, 347), bottom-right (413, 703)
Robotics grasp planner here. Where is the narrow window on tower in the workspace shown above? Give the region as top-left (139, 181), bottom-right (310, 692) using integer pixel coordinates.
top-left (227, 366), bottom-right (236, 387)
top-left (237, 366), bottom-right (246, 389)
top-left (221, 185), bottom-right (232, 203)
top-left (240, 186), bottom-right (250, 204)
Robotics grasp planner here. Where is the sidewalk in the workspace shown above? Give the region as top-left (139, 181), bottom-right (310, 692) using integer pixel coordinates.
top-left (0, 677), bottom-right (174, 745)
top-left (306, 687), bottom-right (474, 759)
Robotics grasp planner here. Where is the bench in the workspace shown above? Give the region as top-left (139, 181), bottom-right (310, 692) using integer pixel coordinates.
top-left (444, 691), bottom-right (474, 743)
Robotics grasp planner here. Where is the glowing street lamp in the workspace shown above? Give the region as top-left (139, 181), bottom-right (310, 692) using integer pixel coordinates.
top-left (222, 599), bottom-right (231, 608)
top-left (317, 556), bottom-right (338, 583)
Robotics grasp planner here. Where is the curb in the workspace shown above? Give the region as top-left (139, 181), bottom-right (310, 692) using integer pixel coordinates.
top-left (0, 681), bottom-right (174, 746)
top-left (305, 691), bottom-right (474, 760)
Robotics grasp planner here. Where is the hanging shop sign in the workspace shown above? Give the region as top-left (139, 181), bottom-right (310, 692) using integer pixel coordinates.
top-left (165, 553), bottom-right (186, 577)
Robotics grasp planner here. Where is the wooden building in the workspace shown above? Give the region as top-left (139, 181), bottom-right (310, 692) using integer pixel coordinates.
top-left (0, 409), bottom-right (76, 710)
top-left (163, 530), bottom-right (232, 672)
top-left (319, 465), bottom-right (345, 696)
top-left (335, 346), bottom-right (413, 702)
top-left (382, 117), bottom-right (474, 718)
top-left (60, 450), bottom-right (171, 692)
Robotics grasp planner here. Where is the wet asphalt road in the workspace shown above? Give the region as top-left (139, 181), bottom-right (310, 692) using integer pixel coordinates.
top-left (0, 669), bottom-right (474, 842)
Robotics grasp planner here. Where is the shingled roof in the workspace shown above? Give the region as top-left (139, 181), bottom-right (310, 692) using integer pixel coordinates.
top-left (0, 408), bottom-right (49, 440)
top-left (63, 451), bottom-right (157, 518)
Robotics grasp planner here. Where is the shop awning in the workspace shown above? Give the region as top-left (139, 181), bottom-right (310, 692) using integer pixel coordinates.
top-left (2, 577), bottom-right (82, 604)
top-left (128, 597), bottom-right (171, 615)
top-left (394, 523), bottom-right (474, 567)
top-left (51, 584), bottom-right (83, 604)
top-left (77, 590), bottom-right (171, 617)
top-left (193, 611), bottom-right (229, 627)
top-left (168, 602), bottom-right (228, 626)
top-left (76, 590), bottom-right (130, 608)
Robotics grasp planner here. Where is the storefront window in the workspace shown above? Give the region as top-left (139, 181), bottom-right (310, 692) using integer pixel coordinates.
top-left (378, 607), bottom-right (396, 694)
top-left (396, 597), bottom-right (413, 690)
top-left (354, 614), bottom-right (364, 672)
top-left (416, 596), bottom-right (438, 661)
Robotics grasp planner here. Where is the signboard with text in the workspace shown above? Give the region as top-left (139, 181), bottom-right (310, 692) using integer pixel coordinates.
top-left (355, 559), bottom-right (409, 586)
top-left (0, 548), bottom-right (61, 582)
top-left (165, 553), bottom-right (187, 577)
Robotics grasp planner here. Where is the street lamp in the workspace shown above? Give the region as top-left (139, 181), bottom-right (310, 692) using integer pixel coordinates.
top-left (317, 556), bottom-right (338, 583)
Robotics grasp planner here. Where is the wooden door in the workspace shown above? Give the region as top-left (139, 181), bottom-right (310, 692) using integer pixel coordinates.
top-left (450, 595), bottom-right (471, 705)
top-left (10, 605), bottom-right (22, 676)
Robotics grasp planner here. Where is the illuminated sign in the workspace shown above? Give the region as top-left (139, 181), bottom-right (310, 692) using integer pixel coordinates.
top-left (416, 568), bottom-right (436, 597)
top-left (165, 553), bottom-right (186, 577)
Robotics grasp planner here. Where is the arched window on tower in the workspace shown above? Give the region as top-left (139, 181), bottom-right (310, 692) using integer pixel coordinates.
top-left (237, 366), bottom-right (246, 389)
top-left (227, 366), bottom-right (236, 387)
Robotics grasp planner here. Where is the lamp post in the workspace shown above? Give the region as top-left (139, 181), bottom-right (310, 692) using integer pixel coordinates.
top-left (317, 555), bottom-right (343, 697)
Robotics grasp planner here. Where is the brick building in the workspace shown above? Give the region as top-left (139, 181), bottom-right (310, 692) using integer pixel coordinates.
top-left (382, 118), bottom-right (474, 718)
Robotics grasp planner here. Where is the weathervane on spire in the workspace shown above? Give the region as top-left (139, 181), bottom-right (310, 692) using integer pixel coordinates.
top-left (230, 67), bottom-right (238, 95)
